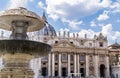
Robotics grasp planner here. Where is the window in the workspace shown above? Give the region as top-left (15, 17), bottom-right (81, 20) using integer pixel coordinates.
top-left (89, 56), bottom-right (92, 61)
top-left (55, 54), bottom-right (58, 61)
top-left (41, 56), bottom-right (47, 61)
top-left (100, 56), bottom-right (104, 62)
top-left (99, 42), bottom-right (103, 47)
top-left (80, 55), bottom-right (85, 61)
top-left (70, 54), bottom-right (74, 61)
top-left (62, 53), bottom-right (67, 61)
top-left (116, 74), bottom-right (118, 78)
top-left (80, 40), bottom-right (84, 45)
top-left (55, 41), bottom-right (58, 44)
top-left (55, 63), bottom-right (58, 65)
top-left (43, 62), bottom-right (46, 65)
top-left (62, 68), bottom-right (67, 77)
top-left (80, 68), bottom-right (85, 77)
top-left (55, 71), bottom-right (58, 76)
top-left (41, 67), bottom-right (47, 76)
top-left (70, 41), bottom-right (73, 44)
top-left (89, 43), bottom-right (92, 47)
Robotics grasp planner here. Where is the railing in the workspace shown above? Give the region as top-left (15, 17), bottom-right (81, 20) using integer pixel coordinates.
top-left (37, 76), bottom-right (104, 78)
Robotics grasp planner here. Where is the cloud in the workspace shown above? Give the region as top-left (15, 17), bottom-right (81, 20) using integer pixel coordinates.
top-left (110, 1), bottom-right (120, 13)
top-left (99, 0), bottom-right (112, 8)
top-left (57, 24), bottom-right (120, 45)
top-left (38, 1), bottom-right (46, 10)
top-left (97, 10), bottom-right (109, 21)
top-left (90, 21), bottom-right (96, 27)
top-left (101, 24), bottom-right (120, 44)
top-left (62, 18), bottom-right (83, 30)
top-left (37, 0), bottom-right (115, 29)
top-left (8, 0), bottom-right (32, 9)
top-left (45, 0), bottom-right (102, 20)
top-left (78, 29), bottom-right (98, 38)
top-left (101, 24), bottom-right (112, 35)
top-left (44, 0), bottom-right (114, 20)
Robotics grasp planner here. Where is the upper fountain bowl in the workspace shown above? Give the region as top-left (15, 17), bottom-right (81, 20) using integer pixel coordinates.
top-left (0, 7), bottom-right (45, 32)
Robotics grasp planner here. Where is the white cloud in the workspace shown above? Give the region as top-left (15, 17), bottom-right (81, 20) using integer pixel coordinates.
top-left (90, 21), bottom-right (96, 27)
top-left (110, 1), bottom-right (120, 13)
top-left (38, 1), bottom-right (46, 10)
top-left (78, 29), bottom-right (98, 38)
top-left (43, 0), bottom-right (114, 20)
top-left (101, 24), bottom-right (112, 35)
top-left (62, 23), bottom-right (120, 45)
top-left (45, 0), bottom-right (102, 20)
top-left (8, 0), bottom-right (32, 9)
top-left (98, 23), bottom-right (104, 27)
top-left (97, 10), bottom-right (109, 21)
top-left (62, 18), bottom-right (83, 30)
top-left (99, 0), bottom-right (112, 8)
top-left (101, 24), bottom-right (120, 44)
top-left (37, 0), bottom-right (114, 29)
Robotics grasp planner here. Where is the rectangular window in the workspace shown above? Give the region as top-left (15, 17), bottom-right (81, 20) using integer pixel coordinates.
top-left (99, 42), bottom-right (103, 47)
top-left (80, 55), bottom-right (85, 61)
top-left (62, 53), bottom-right (68, 62)
top-left (100, 56), bottom-right (104, 62)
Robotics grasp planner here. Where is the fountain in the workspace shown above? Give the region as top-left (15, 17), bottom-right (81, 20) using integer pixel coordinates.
top-left (0, 7), bottom-right (51, 78)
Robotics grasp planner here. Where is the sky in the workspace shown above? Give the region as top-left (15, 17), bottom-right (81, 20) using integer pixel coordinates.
top-left (0, 0), bottom-right (120, 45)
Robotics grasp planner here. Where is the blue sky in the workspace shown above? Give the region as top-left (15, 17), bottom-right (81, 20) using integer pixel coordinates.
top-left (0, 0), bottom-right (120, 45)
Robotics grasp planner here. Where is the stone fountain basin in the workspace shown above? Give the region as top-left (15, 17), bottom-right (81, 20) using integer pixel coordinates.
top-left (0, 39), bottom-right (51, 56)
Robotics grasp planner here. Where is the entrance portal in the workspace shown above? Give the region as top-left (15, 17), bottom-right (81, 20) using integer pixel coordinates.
top-left (100, 64), bottom-right (105, 78)
top-left (62, 67), bottom-right (67, 77)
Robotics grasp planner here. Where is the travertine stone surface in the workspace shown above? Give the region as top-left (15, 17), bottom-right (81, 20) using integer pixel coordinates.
top-left (0, 53), bottom-right (34, 78)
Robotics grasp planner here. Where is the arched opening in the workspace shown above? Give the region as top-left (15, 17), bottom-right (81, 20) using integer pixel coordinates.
top-left (100, 64), bottom-right (105, 78)
top-left (41, 67), bottom-right (47, 76)
top-left (62, 67), bottom-right (67, 77)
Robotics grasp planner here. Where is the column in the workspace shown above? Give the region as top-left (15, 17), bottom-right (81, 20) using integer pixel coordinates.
top-left (106, 56), bottom-right (110, 78)
top-left (8, 75), bottom-right (11, 78)
top-left (48, 53), bottom-right (51, 76)
top-left (68, 54), bottom-right (71, 77)
top-left (85, 55), bottom-right (89, 78)
top-left (74, 54), bottom-right (77, 76)
top-left (58, 53), bottom-right (61, 77)
top-left (37, 58), bottom-right (41, 77)
top-left (77, 54), bottom-right (80, 76)
top-left (52, 53), bottom-right (55, 76)
top-left (94, 55), bottom-right (99, 77)
top-left (34, 58), bottom-right (38, 78)
top-left (25, 75), bottom-right (28, 78)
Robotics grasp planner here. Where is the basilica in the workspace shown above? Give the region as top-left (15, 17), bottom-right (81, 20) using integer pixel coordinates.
top-left (0, 13), bottom-right (120, 78)
top-left (28, 13), bottom-right (120, 78)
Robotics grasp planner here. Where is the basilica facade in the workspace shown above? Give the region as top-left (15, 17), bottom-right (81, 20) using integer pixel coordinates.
top-left (29, 14), bottom-right (111, 78)
top-left (29, 13), bottom-right (120, 78)
top-left (38, 33), bottom-right (110, 78)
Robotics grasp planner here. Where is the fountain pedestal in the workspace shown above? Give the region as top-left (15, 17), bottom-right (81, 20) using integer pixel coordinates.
top-left (0, 53), bottom-right (34, 78)
top-left (0, 7), bottom-right (51, 78)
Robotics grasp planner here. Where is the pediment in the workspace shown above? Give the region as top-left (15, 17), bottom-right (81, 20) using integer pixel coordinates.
top-left (53, 41), bottom-right (76, 48)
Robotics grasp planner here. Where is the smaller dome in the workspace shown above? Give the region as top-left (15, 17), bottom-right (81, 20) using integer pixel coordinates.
top-left (42, 23), bottom-right (56, 36)
top-left (109, 42), bottom-right (120, 49)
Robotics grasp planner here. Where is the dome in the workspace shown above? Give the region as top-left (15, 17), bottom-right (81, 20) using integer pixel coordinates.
top-left (42, 23), bottom-right (57, 36)
top-left (32, 12), bottom-right (57, 37)
top-left (109, 42), bottom-right (120, 49)
top-left (41, 12), bottom-right (56, 36)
